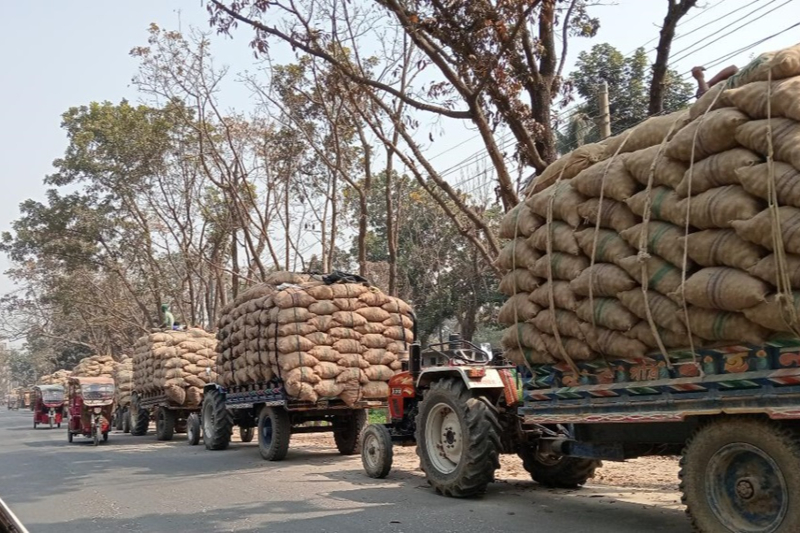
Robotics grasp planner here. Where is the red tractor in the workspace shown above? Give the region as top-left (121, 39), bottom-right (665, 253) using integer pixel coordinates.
top-left (360, 335), bottom-right (599, 497)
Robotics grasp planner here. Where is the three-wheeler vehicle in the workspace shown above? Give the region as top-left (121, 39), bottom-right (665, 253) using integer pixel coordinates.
top-left (32, 385), bottom-right (65, 429)
top-left (66, 376), bottom-right (115, 446)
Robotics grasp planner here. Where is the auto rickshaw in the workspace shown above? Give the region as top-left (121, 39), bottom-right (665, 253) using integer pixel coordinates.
top-left (32, 385), bottom-right (65, 429)
top-left (66, 376), bottom-right (115, 446)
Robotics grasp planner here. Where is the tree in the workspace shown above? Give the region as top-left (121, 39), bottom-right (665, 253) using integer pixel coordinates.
top-left (649, 0), bottom-right (699, 115)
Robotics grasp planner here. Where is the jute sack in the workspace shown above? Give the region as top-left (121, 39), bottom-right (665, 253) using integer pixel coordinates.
top-left (579, 324), bottom-right (648, 359)
top-left (362, 382), bottom-right (390, 399)
top-left (679, 267), bottom-right (771, 311)
top-left (731, 206), bottom-right (800, 254)
top-left (577, 198), bottom-right (639, 233)
top-left (575, 297), bottom-right (638, 331)
top-left (619, 222), bottom-right (689, 269)
top-left (674, 148), bottom-right (761, 197)
top-left (678, 185), bottom-right (763, 230)
top-left (498, 203), bottom-right (544, 239)
top-left (527, 181), bottom-right (585, 228)
top-left (526, 143), bottom-right (607, 195)
top-left (570, 263), bottom-right (637, 297)
top-left (501, 323), bottom-right (543, 351)
top-left (737, 162), bottom-right (800, 207)
top-left (623, 145), bottom-right (688, 189)
top-left (495, 237), bottom-right (541, 270)
top-left (626, 187), bottom-right (685, 227)
top-left (689, 83), bottom-right (732, 121)
top-left (530, 282), bottom-right (580, 311)
top-left (540, 334), bottom-right (595, 361)
top-left (742, 293), bottom-right (800, 333)
top-left (736, 119), bottom-right (800, 170)
top-left (680, 307), bottom-right (770, 344)
top-left (505, 348), bottom-right (556, 366)
top-left (617, 289), bottom-right (687, 335)
top-left (498, 293), bottom-right (541, 325)
top-left (315, 380), bottom-right (344, 398)
top-left (684, 229), bottom-right (767, 270)
top-left (531, 309), bottom-right (586, 340)
top-left (272, 290), bottom-right (316, 309)
top-left (531, 253), bottom-right (590, 281)
top-left (726, 77), bottom-right (800, 122)
top-left (625, 322), bottom-right (699, 350)
top-left (498, 269), bottom-right (540, 295)
top-left (666, 108), bottom-right (749, 162)
top-left (618, 254), bottom-right (684, 301)
top-left (602, 110), bottom-right (690, 155)
top-left (723, 44), bottom-right (800, 88)
top-left (574, 228), bottom-right (635, 265)
top-left (530, 222), bottom-right (582, 255)
top-left (570, 157), bottom-right (640, 202)
top-left (749, 254), bottom-right (800, 289)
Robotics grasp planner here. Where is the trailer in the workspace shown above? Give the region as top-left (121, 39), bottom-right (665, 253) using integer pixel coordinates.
top-left (202, 381), bottom-right (385, 460)
top-left (129, 390), bottom-right (203, 443)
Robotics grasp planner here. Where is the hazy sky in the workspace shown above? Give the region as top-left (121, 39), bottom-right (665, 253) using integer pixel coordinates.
top-left (0, 0), bottom-right (797, 296)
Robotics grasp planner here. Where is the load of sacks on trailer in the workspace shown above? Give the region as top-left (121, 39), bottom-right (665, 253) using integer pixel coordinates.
top-left (498, 43), bottom-right (800, 367)
top-left (216, 272), bottom-right (414, 405)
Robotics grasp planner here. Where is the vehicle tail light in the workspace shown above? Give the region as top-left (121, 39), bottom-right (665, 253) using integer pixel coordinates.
top-left (467, 367), bottom-right (485, 379)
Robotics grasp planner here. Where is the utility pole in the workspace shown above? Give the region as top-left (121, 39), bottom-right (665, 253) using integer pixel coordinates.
top-left (596, 81), bottom-right (611, 140)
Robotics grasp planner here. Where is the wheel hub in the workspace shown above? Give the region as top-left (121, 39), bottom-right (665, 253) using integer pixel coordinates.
top-left (425, 403), bottom-right (463, 475)
top-left (736, 478), bottom-right (756, 500)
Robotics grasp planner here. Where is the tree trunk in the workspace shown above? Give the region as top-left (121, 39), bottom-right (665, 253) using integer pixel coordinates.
top-left (649, 0), bottom-right (698, 115)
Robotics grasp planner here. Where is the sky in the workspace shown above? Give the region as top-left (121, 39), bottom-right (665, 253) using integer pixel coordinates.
top-left (0, 0), bottom-right (798, 297)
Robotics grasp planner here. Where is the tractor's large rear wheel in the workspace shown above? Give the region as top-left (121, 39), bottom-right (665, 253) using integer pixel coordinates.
top-left (202, 388), bottom-right (232, 451)
top-left (129, 395), bottom-right (150, 436)
top-left (416, 379), bottom-right (501, 497)
top-left (333, 410), bottom-right (367, 455)
top-left (519, 446), bottom-right (600, 489)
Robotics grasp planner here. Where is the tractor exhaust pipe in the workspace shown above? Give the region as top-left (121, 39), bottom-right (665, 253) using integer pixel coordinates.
top-left (409, 342), bottom-right (422, 379)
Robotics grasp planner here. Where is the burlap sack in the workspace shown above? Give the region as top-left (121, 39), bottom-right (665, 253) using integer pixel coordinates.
top-left (618, 254), bottom-right (683, 301)
top-left (749, 254), bottom-right (800, 289)
top-left (362, 381), bottom-right (390, 399)
top-left (332, 339), bottom-right (365, 354)
top-left (689, 83), bottom-right (732, 121)
top-left (625, 322), bottom-right (697, 350)
top-left (736, 118), bottom-right (800, 170)
top-left (328, 327), bottom-right (363, 340)
top-left (617, 289), bottom-right (687, 335)
top-left (541, 334), bottom-right (595, 361)
top-left (679, 267), bottom-right (770, 311)
top-left (684, 229), bottom-right (767, 270)
top-left (495, 237), bottom-right (541, 270)
top-left (577, 198), bottom-right (639, 233)
top-left (278, 352), bottom-right (320, 372)
top-left (276, 336), bottom-right (315, 354)
top-left (384, 326), bottom-right (413, 342)
top-left (570, 263), bottom-right (637, 297)
top-left (530, 282), bottom-right (580, 311)
top-left (527, 181), bottom-right (585, 228)
top-left (726, 77), bottom-right (800, 122)
top-left (309, 346), bottom-right (340, 362)
top-left (526, 143), bottom-right (607, 195)
top-left (731, 206), bottom-right (800, 254)
top-left (332, 311), bottom-right (368, 328)
top-left (623, 145), bottom-right (688, 189)
top-left (355, 323), bottom-right (386, 335)
top-left (737, 162), bottom-right (800, 207)
top-left (364, 365), bottom-right (394, 381)
top-left (382, 314), bottom-right (414, 329)
top-left (678, 185), bottom-right (763, 230)
top-left (603, 110), bottom-right (690, 154)
top-left (531, 253), bottom-right (590, 281)
top-left (305, 331), bottom-right (334, 345)
top-left (505, 348), bottom-right (556, 366)
top-left (500, 323), bottom-right (542, 351)
top-left (357, 307), bottom-right (391, 323)
top-left (674, 148), bottom-right (761, 197)
top-left (498, 202), bottom-right (544, 239)
top-left (498, 269), bottom-right (541, 295)
top-left (619, 222), bottom-right (689, 269)
top-left (626, 187), bottom-right (685, 227)
top-left (529, 222), bottom-right (582, 255)
top-left (666, 108), bottom-right (749, 162)
top-left (579, 324), bottom-right (647, 358)
top-left (498, 293), bottom-right (541, 325)
top-left (742, 293), bottom-right (800, 333)
top-left (682, 307), bottom-right (770, 344)
top-left (531, 309), bottom-right (586, 340)
top-left (308, 301), bottom-right (338, 315)
top-left (574, 228), bottom-right (635, 264)
top-left (362, 334), bottom-right (390, 349)
top-left (315, 380), bottom-right (344, 398)
top-left (570, 156), bottom-right (640, 202)
top-left (269, 307), bottom-right (315, 325)
top-left (576, 298), bottom-right (638, 331)
top-left (273, 290), bottom-right (316, 309)
top-left (724, 44), bottom-right (800, 88)
top-left (337, 354), bottom-right (370, 369)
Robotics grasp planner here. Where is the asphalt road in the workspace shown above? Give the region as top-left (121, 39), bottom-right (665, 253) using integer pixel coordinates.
top-left (0, 409), bottom-right (690, 533)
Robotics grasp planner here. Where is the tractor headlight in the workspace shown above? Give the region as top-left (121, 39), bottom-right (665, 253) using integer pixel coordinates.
top-left (93, 407), bottom-right (102, 415)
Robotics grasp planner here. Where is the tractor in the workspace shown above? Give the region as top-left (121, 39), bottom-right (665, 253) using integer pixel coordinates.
top-left (360, 335), bottom-right (600, 497)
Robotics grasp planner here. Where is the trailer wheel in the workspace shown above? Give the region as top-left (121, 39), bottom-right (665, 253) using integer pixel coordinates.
top-left (130, 395), bottom-right (150, 436)
top-left (187, 413), bottom-right (201, 446)
top-left (240, 426), bottom-right (254, 443)
top-left (155, 408), bottom-right (176, 441)
top-left (202, 388), bottom-right (232, 451)
top-left (333, 410), bottom-right (367, 455)
top-left (67, 429), bottom-right (73, 443)
top-left (258, 406), bottom-right (291, 461)
top-left (122, 409), bottom-right (130, 434)
top-left (416, 379), bottom-right (501, 497)
top-left (519, 447), bottom-right (600, 489)
top-left (361, 424), bottom-right (393, 479)
top-left (114, 408), bottom-right (123, 431)
top-left (681, 417), bottom-right (800, 533)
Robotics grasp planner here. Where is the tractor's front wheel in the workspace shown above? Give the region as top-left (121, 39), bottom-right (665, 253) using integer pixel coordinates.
top-left (187, 413), bottom-right (201, 446)
top-left (519, 446), bottom-right (600, 489)
top-left (202, 388), bottom-right (232, 451)
top-left (361, 424), bottom-right (393, 479)
top-left (416, 379), bottom-right (501, 497)
top-left (129, 395), bottom-right (150, 436)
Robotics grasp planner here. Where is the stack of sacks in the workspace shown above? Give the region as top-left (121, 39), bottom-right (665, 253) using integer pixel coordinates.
top-left (216, 272), bottom-right (414, 406)
top-left (132, 329), bottom-right (217, 407)
top-left (113, 355), bottom-right (133, 407)
top-left (498, 43), bottom-right (800, 367)
top-left (71, 355), bottom-right (116, 378)
top-left (39, 369), bottom-right (71, 388)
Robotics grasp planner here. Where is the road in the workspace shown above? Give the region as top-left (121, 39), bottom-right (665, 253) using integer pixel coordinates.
top-left (0, 409), bottom-right (690, 533)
